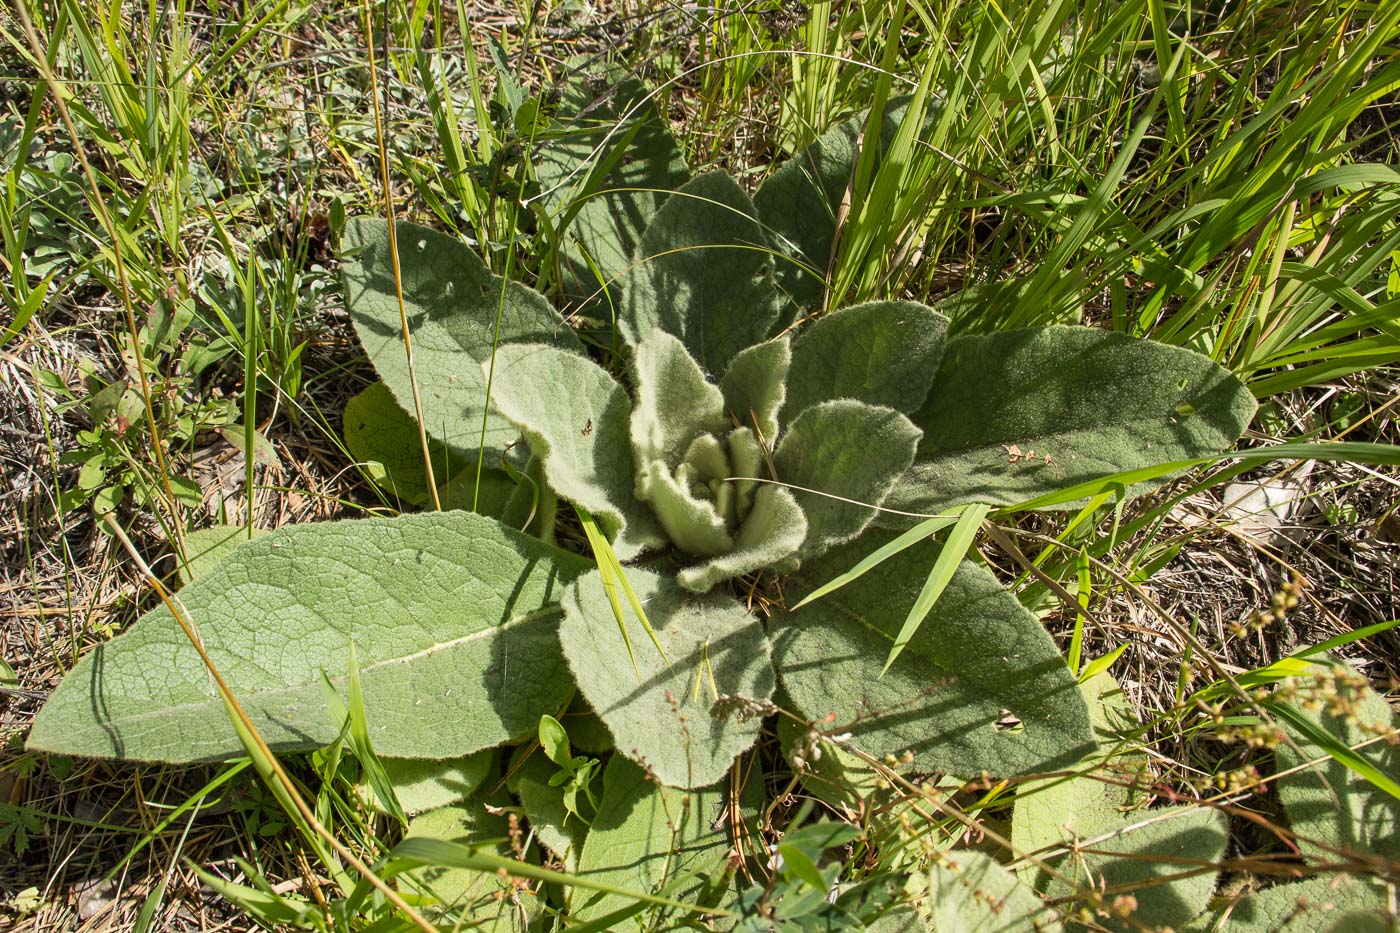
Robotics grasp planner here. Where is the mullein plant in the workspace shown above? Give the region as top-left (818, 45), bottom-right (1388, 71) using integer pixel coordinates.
top-left (30, 75), bottom-right (1273, 927)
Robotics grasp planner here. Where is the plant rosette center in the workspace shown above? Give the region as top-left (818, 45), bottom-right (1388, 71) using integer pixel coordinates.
top-left (642, 425), bottom-right (764, 554)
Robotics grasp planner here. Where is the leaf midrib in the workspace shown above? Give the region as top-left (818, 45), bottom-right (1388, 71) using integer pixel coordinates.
top-left (93, 604), bottom-right (565, 728)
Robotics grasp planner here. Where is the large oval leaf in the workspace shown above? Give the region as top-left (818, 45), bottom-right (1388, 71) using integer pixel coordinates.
top-left (623, 171), bottom-right (781, 374)
top-left (341, 218), bottom-right (582, 463)
top-left (561, 568), bottom-right (774, 788)
top-left (886, 326), bottom-right (1257, 517)
top-left (783, 300), bottom-right (947, 422)
top-left (533, 74), bottom-right (690, 303)
top-left (27, 512), bottom-right (591, 761)
top-left (772, 532), bottom-right (1095, 776)
top-left (569, 755), bottom-right (746, 923)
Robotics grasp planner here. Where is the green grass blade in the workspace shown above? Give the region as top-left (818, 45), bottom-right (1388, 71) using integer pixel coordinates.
top-left (790, 510), bottom-right (962, 611)
top-left (881, 503), bottom-right (991, 676)
top-left (1267, 699), bottom-right (1400, 804)
top-left (344, 644), bottom-right (407, 827)
top-left (1068, 546), bottom-right (1090, 676)
top-left (574, 504), bottom-right (669, 676)
top-left (1192, 620), bottom-right (1400, 703)
top-left (1011, 441), bottom-right (1400, 511)
top-left (1078, 644), bottom-right (1128, 684)
top-left (380, 837), bottom-right (738, 918)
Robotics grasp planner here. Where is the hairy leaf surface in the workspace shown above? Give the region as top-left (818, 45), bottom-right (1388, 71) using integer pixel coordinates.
top-left (1275, 663), bottom-right (1400, 860)
top-left (624, 171), bottom-right (781, 374)
top-left (384, 749), bottom-right (496, 815)
top-left (342, 218), bottom-right (582, 462)
top-left (344, 380), bottom-right (518, 513)
top-left (930, 850), bottom-right (1063, 933)
top-left (719, 337), bottom-right (790, 442)
top-left (512, 750), bottom-right (589, 872)
top-left (676, 486), bottom-right (807, 592)
top-left (783, 301), bottom-right (947, 421)
top-left (1043, 806), bottom-right (1226, 932)
top-left (561, 568), bottom-right (773, 787)
top-left (175, 524), bottom-right (267, 586)
top-left (772, 532), bottom-right (1095, 776)
top-left (404, 786), bottom-right (543, 926)
top-left (773, 400), bottom-right (920, 558)
top-left (630, 331), bottom-right (727, 475)
top-left (28, 513), bottom-right (591, 761)
top-left (343, 381), bottom-right (464, 507)
top-left (1193, 875), bottom-right (1394, 932)
top-left (754, 101), bottom-right (915, 314)
top-left (570, 756), bottom-right (742, 922)
top-left (887, 327), bottom-right (1258, 516)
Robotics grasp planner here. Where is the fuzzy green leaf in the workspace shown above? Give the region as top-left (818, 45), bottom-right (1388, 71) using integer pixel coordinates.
top-left (773, 401), bottom-right (920, 559)
top-left (882, 503), bottom-right (990, 674)
top-left (1011, 674), bottom-right (1152, 876)
top-left (1046, 806), bottom-right (1226, 932)
top-left (772, 532), bottom-right (1095, 776)
top-left (641, 460), bottom-right (735, 556)
top-left (753, 101), bottom-right (915, 315)
top-left (569, 756), bottom-right (744, 922)
top-left (489, 344), bottom-right (663, 559)
top-left (886, 327), bottom-right (1258, 517)
top-left (383, 749), bottom-right (496, 815)
top-left (27, 512), bottom-right (591, 761)
top-left (534, 74), bottom-right (690, 301)
top-left (623, 171), bottom-right (781, 374)
top-left (560, 568), bottom-right (773, 788)
top-left (1193, 875), bottom-right (1395, 932)
top-left (341, 218), bottom-right (582, 462)
top-left (676, 485), bottom-right (807, 593)
top-left (783, 301), bottom-right (947, 421)
top-left (630, 332), bottom-right (728, 476)
top-left (1275, 662), bottom-right (1400, 860)
top-left (175, 524), bottom-right (266, 586)
top-left (719, 337), bottom-right (791, 442)
top-left (930, 850), bottom-right (1063, 933)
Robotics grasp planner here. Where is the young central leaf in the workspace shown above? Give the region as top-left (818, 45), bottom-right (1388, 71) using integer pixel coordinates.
top-left (627, 332), bottom-right (808, 587)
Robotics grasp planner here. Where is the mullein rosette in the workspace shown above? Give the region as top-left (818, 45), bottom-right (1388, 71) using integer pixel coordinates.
top-left (27, 76), bottom-right (1258, 894)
